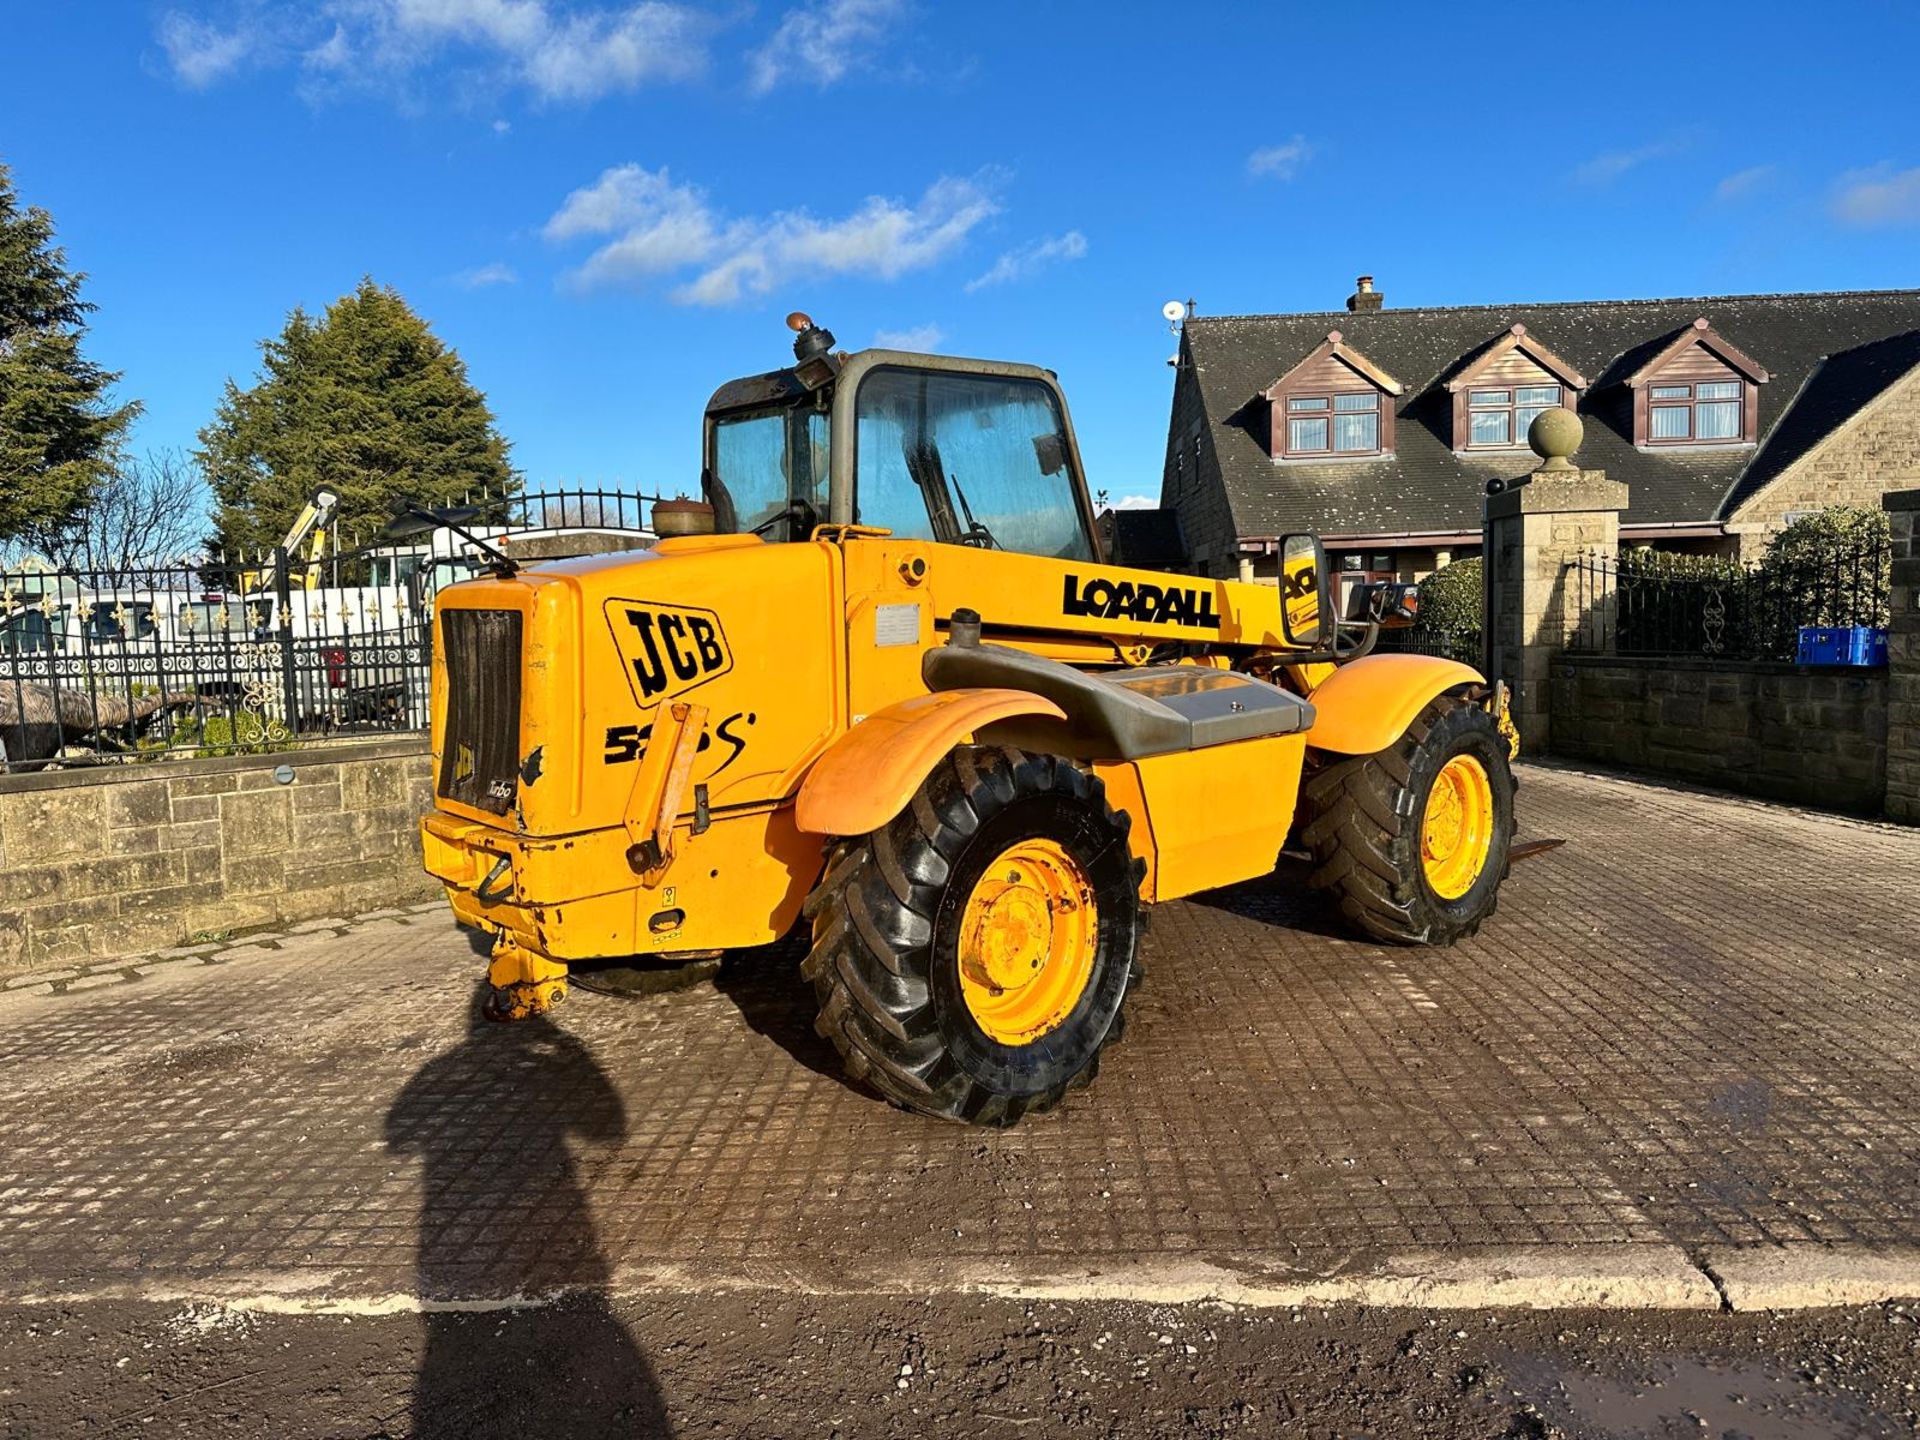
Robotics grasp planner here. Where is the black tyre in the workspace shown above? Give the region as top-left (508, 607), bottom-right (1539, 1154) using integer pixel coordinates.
top-left (800, 746), bottom-right (1145, 1125)
top-left (1300, 694), bottom-right (1514, 946)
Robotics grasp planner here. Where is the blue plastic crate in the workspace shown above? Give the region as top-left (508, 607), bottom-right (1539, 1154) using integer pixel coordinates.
top-left (1796, 625), bottom-right (1888, 667)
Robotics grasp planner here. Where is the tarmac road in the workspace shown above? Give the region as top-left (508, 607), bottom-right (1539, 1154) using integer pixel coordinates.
top-left (3, 1293), bottom-right (1917, 1438)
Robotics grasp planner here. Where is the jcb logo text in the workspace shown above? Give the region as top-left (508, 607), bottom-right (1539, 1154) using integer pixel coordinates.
top-left (604, 599), bottom-right (732, 706)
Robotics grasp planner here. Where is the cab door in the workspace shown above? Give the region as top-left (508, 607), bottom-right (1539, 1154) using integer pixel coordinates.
top-left (837, 363), bottom-right (1109, 717)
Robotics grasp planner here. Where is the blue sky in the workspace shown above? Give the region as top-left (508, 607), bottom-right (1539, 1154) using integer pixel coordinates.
top-left (5, 0), bottom-right (1919, 510)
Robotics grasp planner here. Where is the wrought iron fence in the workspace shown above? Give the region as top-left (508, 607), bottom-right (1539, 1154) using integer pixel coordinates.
top-left (329, 485), bottom-right (665, 549)
top-left (0, 486), bottom-right (666, 772)
top-left (1566, 538), bottom-right (1891, 661)
top-left (1373, 624), bottom-right (1482, 667)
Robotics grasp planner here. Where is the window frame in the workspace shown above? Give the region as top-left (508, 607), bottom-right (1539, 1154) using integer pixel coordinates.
top-left (1462, 383), bottom-right (1564, 451)
top-left (1276, 388), bottom-right (1384, 459)
top-left (1644, 379), bottom-right (1747, 447)
top-left (703, 397), bottom-right (831, 541)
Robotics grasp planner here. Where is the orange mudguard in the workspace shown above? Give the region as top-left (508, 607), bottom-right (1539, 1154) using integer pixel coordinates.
top-left (1303, 653), bottom-right (1483, 755)
top-left (794, 688), bottom-right (1067, 836)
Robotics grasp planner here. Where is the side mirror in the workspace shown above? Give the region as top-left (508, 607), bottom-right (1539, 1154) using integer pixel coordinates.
top-left (379, 504), bottom-right (481, 543)
top-left (379, 509), bottom-right (436, 542)
top-left (1278, 533), bottom-right (1332, 650)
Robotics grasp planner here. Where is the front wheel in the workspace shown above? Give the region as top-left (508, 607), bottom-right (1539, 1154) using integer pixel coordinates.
top-left (1300, 694), bottom-right (1515, 945)
top-left (800, 746), bottom-right (1144, 1125)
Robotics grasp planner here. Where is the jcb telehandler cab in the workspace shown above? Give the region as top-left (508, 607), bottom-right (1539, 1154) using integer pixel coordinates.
top-left (420, 315), bottom-right (1518, 1125)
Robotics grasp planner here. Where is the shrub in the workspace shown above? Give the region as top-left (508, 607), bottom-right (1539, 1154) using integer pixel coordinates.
top-left (1615, 545), bottom-right (1742, 582)
top-left (172, 708), bottom-right (295, 758)
top-left (1416, 556), bottom-right (1482, 638)
top-left (1756, 507), bottom-right (1890, 629)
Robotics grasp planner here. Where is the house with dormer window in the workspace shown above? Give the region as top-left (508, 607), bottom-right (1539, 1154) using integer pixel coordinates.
top-left (1157, 280), bottom-right (1920, 591)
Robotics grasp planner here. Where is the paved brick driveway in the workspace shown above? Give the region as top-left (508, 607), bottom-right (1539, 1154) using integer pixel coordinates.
top-left (1, 763), bottom-right (1916, 1305)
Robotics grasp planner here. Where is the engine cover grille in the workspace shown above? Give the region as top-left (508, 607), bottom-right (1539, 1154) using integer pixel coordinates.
top-left (438, 608), bottom-right (522, 815)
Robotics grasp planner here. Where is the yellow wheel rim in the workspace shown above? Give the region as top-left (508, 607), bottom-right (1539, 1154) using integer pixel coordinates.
top-left (1421, 755), bottom-right (1495, 901)
top-left (957, 837), bottom-right (1099, 1045)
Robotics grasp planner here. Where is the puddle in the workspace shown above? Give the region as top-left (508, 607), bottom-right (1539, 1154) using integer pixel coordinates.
top-left (1509, 1354), bottom-right (1885, 1439)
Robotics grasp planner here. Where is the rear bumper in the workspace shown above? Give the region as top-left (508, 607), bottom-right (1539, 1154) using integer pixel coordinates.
top-left (418, 804), bottom-right (821, 962)
top-left (421, 811), bottom-right (639, 960)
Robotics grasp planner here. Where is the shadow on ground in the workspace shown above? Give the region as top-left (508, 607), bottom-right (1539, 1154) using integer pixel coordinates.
top-left (1184, 855), bottom-right (1358, 938)
top-left (385, 985), bottom-right (672, 1438)
top-left (711, 934), bottom-right (865, 1093)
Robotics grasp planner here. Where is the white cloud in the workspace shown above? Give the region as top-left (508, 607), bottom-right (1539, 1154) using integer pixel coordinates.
top-left (964, 230), bottom-right (1086, 292)
top-left (519, 3), bottom-right (710, 98)
top-left (159, 0), bottom-right (713, 102)
top-left (389, 0), bottom-right (550, 51)
top-left (492, 116), bottom-right (512, 132)
top-left (748, 0), bottom-right (903, 93)
top-left (303, 22), bottom-right (352, 71)
top-left (1572, 140), bottom-right (1679, 186)
top-left (158, 11), bottom-right (256, 86)
top-left (1109, 494), bottom-right (1158, 510)
top-left (872, 323), bottom-right (944, 351)
top-left (1713, 164), bottom-right (1776, 203)
top-left (453, 261), bottom-right (519, 287)
top-left (1831, 164), bottom-right (1920, 227)
top-left (546, 165), bottom-right (1000, 304)
top-left (1247, 136), bottom-right (1312, 181)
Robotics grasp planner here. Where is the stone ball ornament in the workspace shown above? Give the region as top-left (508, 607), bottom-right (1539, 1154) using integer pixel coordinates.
top-left (1528, 408), bottom-right (1583, 470)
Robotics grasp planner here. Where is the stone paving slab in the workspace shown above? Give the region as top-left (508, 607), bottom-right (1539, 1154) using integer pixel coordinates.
top-left (0, 765), bottom-right (1915, 1308)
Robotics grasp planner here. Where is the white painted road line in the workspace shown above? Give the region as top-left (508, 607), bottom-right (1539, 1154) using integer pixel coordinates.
top-left (8, 1245), bottom-right (1917, 1314)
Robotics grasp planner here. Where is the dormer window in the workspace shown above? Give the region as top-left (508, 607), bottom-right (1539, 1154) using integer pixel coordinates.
top-left (1627, 317), bottom-right (1768, 448)
top-left (1648, 380), bottom-right (1743, 443)
top-left (1261, 331), bottom-right (1403, 462)
top-left (1445, 325), bottom-right (1585, 452)
top-left (1466, 384), bottom-right (1562, 448)
top-left (1285, 392), bottom-right (1380, 455)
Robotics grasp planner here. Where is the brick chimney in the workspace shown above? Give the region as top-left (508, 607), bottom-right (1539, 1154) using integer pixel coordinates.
top-left (1346, 275), bottom-right (1383, 313)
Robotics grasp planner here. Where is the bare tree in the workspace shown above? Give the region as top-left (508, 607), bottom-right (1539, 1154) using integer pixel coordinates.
top-left (24, 449), bottom-right (211, 583)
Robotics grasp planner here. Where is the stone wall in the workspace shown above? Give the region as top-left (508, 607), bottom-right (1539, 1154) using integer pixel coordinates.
top-left (1551, 655), bottom-right (1889, 814)
top-left (1886, 490), bottom-right (1920, 823)
top-left (0, 738), bottom-right (435, 977)
top-left (1727, 360), bottom-right (1920, 556)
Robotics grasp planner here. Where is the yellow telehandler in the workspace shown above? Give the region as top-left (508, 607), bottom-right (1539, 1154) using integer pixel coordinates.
top-left (414, 315), bottom-right (1518, 1124)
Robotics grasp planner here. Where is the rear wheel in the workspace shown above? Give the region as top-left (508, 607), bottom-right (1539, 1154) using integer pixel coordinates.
top-left (1301, 694), bottom-right (1514, 945)
top-left (801, 746), bottom-right (1144, 1125)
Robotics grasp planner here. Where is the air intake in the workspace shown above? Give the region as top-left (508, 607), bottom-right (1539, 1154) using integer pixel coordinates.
top-left (437, 609), bottom-right (522, 816)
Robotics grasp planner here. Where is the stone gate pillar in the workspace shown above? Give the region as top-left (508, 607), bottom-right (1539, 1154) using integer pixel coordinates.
top-left (1483, 413), bottom-right (1629, 755)
top-left (1884, 489), bottom-right (1920, 823)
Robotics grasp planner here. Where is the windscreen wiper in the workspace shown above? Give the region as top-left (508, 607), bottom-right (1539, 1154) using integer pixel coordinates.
top-left (948, 473), bottom-right (999, 550)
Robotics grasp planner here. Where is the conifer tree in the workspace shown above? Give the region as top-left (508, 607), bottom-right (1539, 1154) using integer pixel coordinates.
top-left (200, 279), bottom-right (516, 554)
top-left (0, 162), bottom-right (138, 546)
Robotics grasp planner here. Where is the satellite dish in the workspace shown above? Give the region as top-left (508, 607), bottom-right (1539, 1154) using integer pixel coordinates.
top-left (1161, 299), bottom-right (1188, 323)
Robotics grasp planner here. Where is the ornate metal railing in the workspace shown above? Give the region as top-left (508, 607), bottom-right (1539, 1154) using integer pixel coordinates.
top-left (0, 487), bottom-right (666, 771)
top-left (1373, 624), bottom-right (1481, 667)
top-left (1566, 539), bottom-right (1891, 661)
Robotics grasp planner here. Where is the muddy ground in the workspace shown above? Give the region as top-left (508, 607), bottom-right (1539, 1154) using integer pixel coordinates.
top-left (3, 1294), bottom-right (1916, 1439)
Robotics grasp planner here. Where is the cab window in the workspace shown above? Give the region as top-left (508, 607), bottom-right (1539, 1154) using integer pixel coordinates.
top-left (854, 368), bottom-right (1095, 560)
top-left (709, 405), bottom-right (829, 539)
